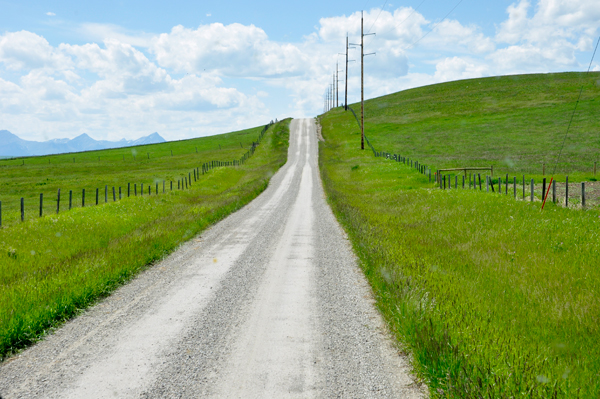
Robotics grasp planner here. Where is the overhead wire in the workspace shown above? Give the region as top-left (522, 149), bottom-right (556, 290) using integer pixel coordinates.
top-left (551, 35), bottom-right (600, 176)
top-left (403, 0), bottom-right (464, 50)
top-left (366, 0), bottom-right (388, 34)
top-left (368, 0), bottom-right (427, 42)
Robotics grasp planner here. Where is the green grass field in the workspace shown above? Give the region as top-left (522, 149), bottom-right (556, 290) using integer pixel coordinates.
top-left (352, 71), bottom-right (600, 179)
top-left (0, 119), bottom-right (290, 359)
top-left (319, 73), bottom-right (600, 397)
top-left (0, 124), bottom-right (271, 227)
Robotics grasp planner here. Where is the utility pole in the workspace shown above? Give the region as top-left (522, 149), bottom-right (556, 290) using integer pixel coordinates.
top-left (345, 34), bottom-right (349, 111)
top-left (350, 11), bottom-right (375, 150)
top-left (336, 61), bottom-right (339, 108)
top-left (332, 74), bottom-right (335, 109)
top-left (360, 11), bottom-right (364, 149)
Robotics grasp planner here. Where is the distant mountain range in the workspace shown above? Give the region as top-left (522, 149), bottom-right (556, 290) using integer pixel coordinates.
top-left (0, 131), bottom-right (166, 157)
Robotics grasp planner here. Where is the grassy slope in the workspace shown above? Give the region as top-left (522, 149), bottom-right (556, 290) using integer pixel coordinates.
top-left (319, 73), bottom-right (600, 397)
top-left (0, 125), bottom-right (266, 226)
top-left (358, 71), bottom-right (600, 179)
top-left (0, 119), bottom-right (290, 359)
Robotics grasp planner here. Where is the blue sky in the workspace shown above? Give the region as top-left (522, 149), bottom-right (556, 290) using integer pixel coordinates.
top-left (0, 0), bottom-right (598, 141)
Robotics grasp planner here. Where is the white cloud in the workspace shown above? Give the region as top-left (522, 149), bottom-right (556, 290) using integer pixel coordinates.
top-left (151, 23), bottom-right (309, 78)
top-left (433, 56), bottom-right (488, 81)
top-left (491, 0), bottom-right (600, 74)
top-left (0, 31), bottom-right (72, 70)
top-left (1, 0), bottom-right (599, 141)
top-left (46, 12), bottom-right (56, 16)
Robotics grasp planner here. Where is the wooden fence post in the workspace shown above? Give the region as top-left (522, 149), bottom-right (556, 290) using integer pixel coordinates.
top-left (148, 185), bottom-right (151, 196)
top-left (455, 175), bottom-right (458, 189)
top-left (105, 185), bottom-right (108, 203)
top-left (39, 193), bottom-right (43, 217)
top-left (21, 198), bottom-right (24, 222)
top-left (113, 187), bottom-right (116, 202)
top-left (429, 168), bottom-right (432, 182)
top-left (566, 176), bottom-right (569, 207)
top-left (96, 188), bottom-right (99, 205)
top-left (82, 189), bottom-right (85, 207)
top-left (582, 182), bottom-right (586, 208)
top-left (513, 177), bottom-right (516, 198)
top-left (486, 176), bottom-right (489, 192)
top-left (552, 180), bottom-right (556, 203)
top-left (57, 189), bottom-right (61, 214)
top-left (156, 183), bottom-right (158, 195)
top-left (478, 174), bottom-right (482, 190)
top-left (499, 177), bottom-right (502, 194)
top-left (128, 183), bottom-right (131, 197)
top-left (522, 176), bottom-right (525, 200)
top-left (119, 187), bottom-right (122, 200)
top-left (69, 190), bottom-right (72, 210)
top-left (170, 181), bottom-right (173, 191)
top-left (462, 175), bottom-right (465, 188)
top-left (135, 184), bottom-right (137, 196)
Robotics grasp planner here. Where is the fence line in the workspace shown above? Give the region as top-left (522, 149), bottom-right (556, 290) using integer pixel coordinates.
top-left (0, 122), bottom-right (274, 227)
top-left (363, 132), bottom-right (591, 210)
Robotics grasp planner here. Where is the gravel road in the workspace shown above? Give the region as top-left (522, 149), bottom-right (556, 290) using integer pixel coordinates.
top-left (0, 118), bottom-right (424, 398)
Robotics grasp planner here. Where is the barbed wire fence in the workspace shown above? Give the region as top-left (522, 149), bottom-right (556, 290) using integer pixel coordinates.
top-left (0, 122), bottom-right (275, 228)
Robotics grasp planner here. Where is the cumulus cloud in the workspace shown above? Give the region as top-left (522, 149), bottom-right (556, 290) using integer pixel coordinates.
top-left (46, 12), bottom-right (56, 16)
top-left (492, 0), bottom-right (600, 72)
top-left (1, 0), bottom-right (599, 141)
top-left (0, 31), bottom-right (72, 70)
top-left (151, 23), bottom-right (309, 78)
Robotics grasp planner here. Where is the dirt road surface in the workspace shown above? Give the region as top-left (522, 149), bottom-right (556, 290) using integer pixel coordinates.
top-left (0, 118), bottom-right (424, 398)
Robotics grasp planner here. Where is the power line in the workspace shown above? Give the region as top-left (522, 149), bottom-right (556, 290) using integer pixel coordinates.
top-left (403, 0), bottom-right (464, 50)
top-left (367, 0), bottom-right (388, 34)
top-left (373, 0), bottom-right (427, 40)
top-left (551, 35), bottom-right (600, 176)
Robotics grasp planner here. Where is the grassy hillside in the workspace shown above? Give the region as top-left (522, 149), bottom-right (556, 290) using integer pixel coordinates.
top-left (319, 73), bottom-right (600, 397)
top-left (355, 71), bottom-right (600, 178)
top-left (0, 119), bottom-right (290, 359)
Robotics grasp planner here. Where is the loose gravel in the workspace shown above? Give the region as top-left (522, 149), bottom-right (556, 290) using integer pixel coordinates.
top-left (0, 118), bottom-right (425, 399)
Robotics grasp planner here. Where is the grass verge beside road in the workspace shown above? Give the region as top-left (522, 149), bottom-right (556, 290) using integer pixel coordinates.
top-left (319, 109), bottom-right (600, 397)
top-left (0, 119), bottom-right (290, 360)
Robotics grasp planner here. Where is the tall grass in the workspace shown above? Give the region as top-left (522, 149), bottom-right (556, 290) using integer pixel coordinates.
top-left (340, 72), bottom-right (600, 180)
top-left (0, 119), bottom-right (290, 360)
top-left (319, 106), bottom-right (600, 397)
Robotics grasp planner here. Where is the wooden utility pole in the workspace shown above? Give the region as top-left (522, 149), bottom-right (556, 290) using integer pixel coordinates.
top-left (360, 11), bottom-right (364, 149)
top-left (345, 35), bottom-right (349, 111)
top-left (349, 11), bottom-right (375, 150)
top-left (335, 62), bottom-right (339, 108)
